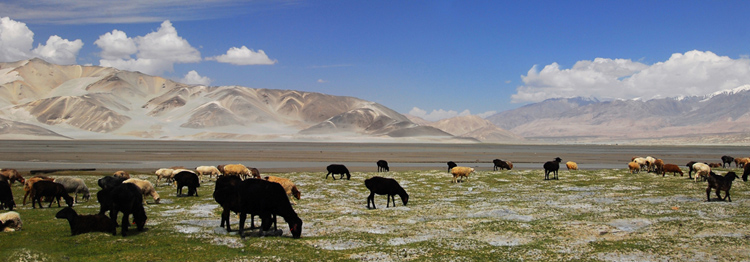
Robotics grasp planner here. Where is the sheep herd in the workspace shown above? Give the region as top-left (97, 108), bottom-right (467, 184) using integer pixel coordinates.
top-left (0, 153), bottom-right (746, 240)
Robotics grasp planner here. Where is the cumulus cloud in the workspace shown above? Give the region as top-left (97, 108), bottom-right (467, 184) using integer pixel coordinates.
top-left (180, 70), bottom-right (211, 85)
top-left (96, 20), bottom-right (201, 75)
top-left (512, 50), bottom-right (750, 103)
top-left (317, 79), bottom-right (327, 83)
top-left (409, 107), bottom-right (471, 121)
top-left (207, 46), bottom-right (276, 65)
top-left (0, 17), bottom-right (82, 64)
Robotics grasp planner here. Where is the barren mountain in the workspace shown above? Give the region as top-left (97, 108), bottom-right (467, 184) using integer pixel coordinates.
top-left (0, 59), bottom-right (455, 141)
top-left (409, 115), bottom-right (524, 143)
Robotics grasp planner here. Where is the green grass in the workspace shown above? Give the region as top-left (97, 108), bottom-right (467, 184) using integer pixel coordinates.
top-left (1, 168), bottom-right (749, 261)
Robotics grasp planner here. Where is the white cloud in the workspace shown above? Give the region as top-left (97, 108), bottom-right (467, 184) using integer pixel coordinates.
top-left (180, 70), bottom-right (211, 86)
top-left (409, 107), bottom-right (471, 121)
top-left (512, 50), bottom-right (750, 103)
top-left (317, 79), bottom-right (327, 83)
top-left (477, 111), bottom-right (497, 118)
top-left (208, 46), bottom-right (276, 65)
top-left (96, 20), bottom-right (201, 75)
top-left (0, 17), bottom-right (82, 64)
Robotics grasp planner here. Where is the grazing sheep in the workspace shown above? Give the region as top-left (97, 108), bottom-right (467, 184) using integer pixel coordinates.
top-left (652, 159), bottom-right (665, 174)
top-left (566, 161), bottom-right (578, 171)
top-left (493, 159), bottom-right (513, 171)
top-left (735, 157), bottom-right (750, 168)
top-left (237, 179), bottom-right (303, 239)
top-left (661, 164), bottom-right (684, 177)
top-left (628, 162), bottom-right (640, 174)
top-left (109, 183), bottom-right (147, 236)
top-left (249, 167), bottom-right (261, 179)
top-left (31, 180), bottom-right (74, 209)
top-left (0, 169), bottom-right (24, 185)
top-left (377, 160), bottom-right (389, 172)
top-left (645, 156), bottom-right (657, 172)
top-left (450, 166), bottom-right (475, 183)
top-left (544, 157), bottom-right (562, 180)
top-left (213, 175), bottom-right (244, 232)
top-left (692, 162), bottom-right (711, 182)
top-left (53, 177), bottom-right (90, 203)
top-left (155, 168), bottom-right (175, 185)
top-left (706, 171), bottom-right (740, 202)
top-left (223, 164), bottom-right (251, 179)
top-left (0, 211), bottom-right (22, 232)
top-left (123, 178), bottom-right (160, 204)
top-left (364, 176), bottom-right (408, 209)
top-left (632, 157), bottom-right (648, 171)
top-left (55, 207), bottom-right (116, 236)
top-left (326, 164), bottom-right (351, 180)
top-left (0, 177), bottom-right (15, 210)
top-left (447, 161), bottom-right (457, 172)
top-left (173, 170), bottom-right (200, 197)
top-left (264, 176), bottom-right (301, 205)
top-left (99, 176), bottom-right (126, 190)
top-left (23, 176), bottom-right (54, 205)
top-left (742, 164), bottom-right (750, 182)
top-left (721, 155), bottom-right (735, 168)
top-left (113, 171), bottom-right (130, 179)
top-left (196, 166), bottom-right (221, 181)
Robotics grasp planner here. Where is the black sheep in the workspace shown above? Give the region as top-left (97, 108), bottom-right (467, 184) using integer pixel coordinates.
top-left (109, 183), bottom-right (147, 236)
top-left (365, 176), bottom-right (408, 209)
top-left (493, 159), bottom-right (512, 171)
top-left (743, 164), bottom-right (750, 182)
top-left (447, 161), bottom-right (457, 172)
top-left (326, 164), bottom-right (350, 180)
top-left (377, 160), bottom-right (389, 172)
top-left (706, 171), bottom-right (740, 202)
top-left (97, 176), bottom-right (126, 189)
top-left (173, 171), bottom-right (200, 196)
top-left (543, 157), bottom-right (562, 180)
top-left (213, 175), bottom-right (243, 232)
top-left (0, 176), bottom-right (15, 210)
top-left (55, 207), bottom-right (116, 236)
top-left (721, 155), bottom-right (735, 168)
top-left (237, 179), bottom-right (303, 239)
top-left (31, 180), bottom-right (74, 209)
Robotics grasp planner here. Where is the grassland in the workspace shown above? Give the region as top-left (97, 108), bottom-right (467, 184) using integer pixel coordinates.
top-left (1, 168), bottom-right (749, 261)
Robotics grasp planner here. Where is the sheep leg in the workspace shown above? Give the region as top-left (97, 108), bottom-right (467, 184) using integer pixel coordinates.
top-left (387, 195), bottom-right (393, 208)
top-left (238, 212), bottom-right (247, 239)
top-left (367, 192), bottom-right (376, 209)
top-left (706, 187), bottom-right (712, 202)
top-left (120, 213), bottom-right (130, 237)
top-left (725, 191), bottom-right (732, 202)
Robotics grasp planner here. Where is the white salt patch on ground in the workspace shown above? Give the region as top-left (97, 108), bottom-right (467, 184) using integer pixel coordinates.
top-left (470, 209), bottom-right (535, 222)
top-left (311, 239), bottom-right (372, 250)
top-left (175, 225), bottom-right (202, 234)
top-left (608, 218), bottom-right (652, 232)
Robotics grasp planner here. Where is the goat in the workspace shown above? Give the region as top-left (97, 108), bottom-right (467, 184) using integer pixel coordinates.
top-left (706, 171), bottom-right (739, 202)
top-left (544, 157), bottom-right (562, 180)
top-left (365, 176), bottom-right (408, 209)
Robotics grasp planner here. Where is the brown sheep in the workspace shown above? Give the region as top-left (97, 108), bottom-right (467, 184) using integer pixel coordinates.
top-left (264, 176), bottom-right (301, 205)
top-left (450, 166), bottom-right (474, 183)
top-left (113, 171), bottom-right (130, 179)
top-left (661, 164), bottom-right (684, 177)
top-left (628, 162), bottom-right (640, 174)
top-left (23, 176), bottom-right (55, 205)
top-left (0, 169), bottom-right (25, 185)
top-left (223, 164), bottom-right (251, 179)
top-left (652, 159), bottom-right (664, 174)
top-left (565, 161), bottom-right (578, 170)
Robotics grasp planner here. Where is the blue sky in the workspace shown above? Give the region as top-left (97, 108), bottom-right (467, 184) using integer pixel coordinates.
top-left (2, 1), bottom-right (750, 121)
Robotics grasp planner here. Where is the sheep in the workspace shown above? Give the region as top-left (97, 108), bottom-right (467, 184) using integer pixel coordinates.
top-left (651, 159), bottom-right (665, 174)
top-left (155, 168), bottom-right (175, 185)
top-left (264, 176), bottom-right (301, 205)
top-left (364, 176), bottom-right (408, 209)
top-left (0, 211), bottom-right (22, 232)
top-left (23, 176), bottom-right (54, 205)
top-left (213, 175), bottom-right (244, 232)
top-left (447, 161), bottom-right (457, 172)
top-left (544, 157), bottom-right (562, 180)
top-left (0, 177), bottom-right (15, 210)
top-left (692, 162), bottom-right (711, 182)
top-left (721, 155), bottom-right (734, 168)
top-left (123, 178), bottom-right (160, 204)
top-left (741, 164), bottom-right (750, 182)
top-left (644, 156), bottom-right (657, 172)
top-left (735, 157), bottom-right (750, 168)
top-left (98, 175), bottom-right (126, 190)
top-left (249, 167), bottom-right (261, 179)
top-left (0, 169), bottom-right (24, 185)
top-left (113, 171), bottom-right (130, 179)
top-left (628, 162), bottom-right (640, 174)
top-left (685, 161), bottom-right (706, 178)
top-left (53, 177), bottom-right (90, 203)
top-left (196, 166), bottom-right (221, 181)
top-left (708, 163), bottom-right (722, 168)
top-left (706, 171), bottom-right (740, 202)
top-left (661, 164), bottom-right (684, 177)
top-left (108, 183), bottom-right (147, 236)
top-left (55, 207), bottom-right (116, 236)
top-left (377, 160), bottom-right (389, 172)
top-left (237, 178), bottom-right (303, 239)
top-left (566, 161), bottom-right (578, 171)
top-left (223, 164), bottom-right (251, 179)
top-left (31, 180), bottom-right (74, 209)
top-left (450, 166), bottom-right (474, 183)
top-left (493, 159), bottom-right (513, 171)
top-left (173, 170), bottom-right (200, 197)
top-left (632, 157), bottom-right (648, 171)
top-left (326, 164), bottom-right (351, 180)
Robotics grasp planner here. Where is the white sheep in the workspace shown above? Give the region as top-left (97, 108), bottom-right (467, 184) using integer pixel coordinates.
top-left (53, 177), bottom-right (90, 203)
top-left (632, 157), bottom-right (648, 170)
top-left (123, 178), bottom-right (160, 204)
top-left (0, 211), bottom-right (22, 232)
top-left (450, 166), bottom-right (475, 183)
top-left (645, 156), bottom-right (657, 172)
top-left (155, 168), bottom-right (175, 185)
top-left (195, 166), bottom-right (221, 182)
top-left (692, 162), bottom-right (711, 182)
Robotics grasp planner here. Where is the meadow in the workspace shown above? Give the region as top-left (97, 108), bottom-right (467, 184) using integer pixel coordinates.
top-left (1, 166), bottom-right (749, 261)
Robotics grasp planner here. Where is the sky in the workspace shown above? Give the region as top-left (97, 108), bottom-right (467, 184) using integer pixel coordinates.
top-left (1, 1), bottom-right (750, 121)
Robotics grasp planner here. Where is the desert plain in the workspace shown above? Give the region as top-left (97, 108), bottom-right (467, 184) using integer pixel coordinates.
top-left (0, 140), bottom-right (749, 261)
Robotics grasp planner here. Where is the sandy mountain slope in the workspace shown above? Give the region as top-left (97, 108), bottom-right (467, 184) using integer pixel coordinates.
top-left (408, 115), bottom-right (524, 143)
